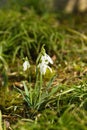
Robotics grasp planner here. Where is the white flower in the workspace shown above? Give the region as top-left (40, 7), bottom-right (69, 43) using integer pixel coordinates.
top-left (38, 62), bottom-right (52, 75)
top-left (23, 60), bottom-right (30, 71)
top-left (41, 54), bottom-right (53, 65)
top-left (38, 53), bottom-right (53, 75)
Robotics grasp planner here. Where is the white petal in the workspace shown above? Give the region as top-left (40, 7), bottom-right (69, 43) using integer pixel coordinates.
top-left (23, 60), bottom-right (30, 71)
top-left (46, 54), bottom-right (53, 64)
top-left (38, 62), bottom-right (47, 75)
top-left (41, 53), bottom-right (53, 65)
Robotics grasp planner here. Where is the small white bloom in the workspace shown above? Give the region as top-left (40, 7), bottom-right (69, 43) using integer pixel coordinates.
top-left (23, 60), bottom-right (30, 71)
top-left (38, 62), bottom-right (52, 75)
top-left (41, 54), bottom-right (53, 65)
top-left (38, 62), bottom-right (47, 75)
top-left (38, 53), bottom-right (53, 75)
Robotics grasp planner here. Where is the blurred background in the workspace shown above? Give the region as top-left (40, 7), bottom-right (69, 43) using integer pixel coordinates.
top-left (0, 0), bottom-right (87, 13)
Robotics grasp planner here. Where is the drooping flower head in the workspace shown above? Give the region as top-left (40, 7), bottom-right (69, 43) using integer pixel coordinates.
top-left (37, 45), bottom-right (53, 75)
top-left (23, 58), bottom-right (30, 71)
top-left (41, 53), bottom-right (53, 65)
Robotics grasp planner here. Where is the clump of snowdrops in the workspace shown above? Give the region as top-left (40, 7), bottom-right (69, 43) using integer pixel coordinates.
top-left (16, 45), bottom-right (58, 113)
top-left (23, 45), bottom-right (53, 75)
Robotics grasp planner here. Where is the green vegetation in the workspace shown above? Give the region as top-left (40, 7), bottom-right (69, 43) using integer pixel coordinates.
top-left (0, 1), bottom-right (87, 130)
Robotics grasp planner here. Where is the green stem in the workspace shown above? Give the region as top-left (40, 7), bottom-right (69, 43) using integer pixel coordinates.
top-left (38, 73), bottom-right (43, 109)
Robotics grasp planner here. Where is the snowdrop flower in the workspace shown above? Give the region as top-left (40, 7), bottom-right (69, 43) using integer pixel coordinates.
top-left (38, 53), bottom-right (53, 75)
top-left (23, 60), bottom-right (30, 71)
top-left (38, 62), bottom-right (52, 75)
top-left (41, 53), bottom-right (53, 65)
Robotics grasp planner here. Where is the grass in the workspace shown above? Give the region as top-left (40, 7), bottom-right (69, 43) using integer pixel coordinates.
top-left (0, 1), bottom-right (87, 130)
